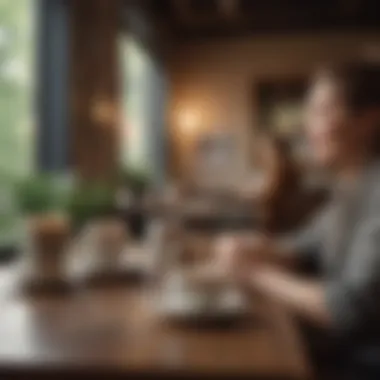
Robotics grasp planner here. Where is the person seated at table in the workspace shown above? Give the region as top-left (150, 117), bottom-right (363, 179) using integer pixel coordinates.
top-left (215, 62), bottom-right (380, 379)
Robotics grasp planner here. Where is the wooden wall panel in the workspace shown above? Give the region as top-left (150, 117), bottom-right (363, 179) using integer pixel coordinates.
top-left (69, 0), bottom-right (121, 181)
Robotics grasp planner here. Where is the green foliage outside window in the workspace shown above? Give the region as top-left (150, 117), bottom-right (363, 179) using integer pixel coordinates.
top-left (0, 0), bottom-right (35, 249)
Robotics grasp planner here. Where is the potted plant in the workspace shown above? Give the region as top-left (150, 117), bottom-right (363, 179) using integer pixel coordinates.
top-left (118, 167), bottom-right (151, 240)
top-left (16, 174), bottom-right (71, 283)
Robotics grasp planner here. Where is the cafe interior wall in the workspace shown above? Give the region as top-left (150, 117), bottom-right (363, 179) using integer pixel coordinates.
top-left (168, 32), bottom-right (380, 180)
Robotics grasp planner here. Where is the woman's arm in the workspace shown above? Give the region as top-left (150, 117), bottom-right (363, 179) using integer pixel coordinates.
top-left (250, 267), bottom-right (330, 326)
top-left (251, 220), bottom-right (380, 332)
top-left (213, 204), bottom-right (330, 280)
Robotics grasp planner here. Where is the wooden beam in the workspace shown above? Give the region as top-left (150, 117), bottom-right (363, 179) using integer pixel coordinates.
top-left (171, 0), bottom-right (192, 21)
top-left (219, 0), bottom-right (240, 19)
top-left (171, 0), bottom-right (245, 27)
top-left (69, 0), bottom-right (122, 182)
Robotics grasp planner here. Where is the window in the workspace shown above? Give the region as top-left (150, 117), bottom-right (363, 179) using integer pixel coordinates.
top-left (0, 0), bottom-right (36, 249)
top-left (120, 34), bottom-right (153, 173)
top-left (119, 33), bottom-right (167, 184)
top-left (0, 0), bottom-right (36, 177)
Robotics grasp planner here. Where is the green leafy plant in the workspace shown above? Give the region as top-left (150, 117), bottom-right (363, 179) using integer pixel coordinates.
top-left (67, 182), bottom-right (116, 229)
top-left (0, 174), bottom-right (22, 254)
top-left (16, 174), bottom-right (69, 216)
top-left (120, 166), bottom-right (151, 196)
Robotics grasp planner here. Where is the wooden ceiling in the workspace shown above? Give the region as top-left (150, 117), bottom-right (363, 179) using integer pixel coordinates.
top-left (141, 0), bottom-right (380, 40)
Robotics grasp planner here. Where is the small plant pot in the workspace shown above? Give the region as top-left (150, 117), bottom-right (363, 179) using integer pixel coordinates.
top-left (27, 214), bottom-right (71, 284)
top-left (93, 218), bottom-right (127, 269)
top-left (75, 218), bottom-right (127, 284)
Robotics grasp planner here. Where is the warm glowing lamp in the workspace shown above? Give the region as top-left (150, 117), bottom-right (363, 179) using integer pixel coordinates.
top-left (177, 108), bottom-right (202, 137)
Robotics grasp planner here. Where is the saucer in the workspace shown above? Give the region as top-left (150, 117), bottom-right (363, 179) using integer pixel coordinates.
top-left (157, 272), bottom-right (248, 323)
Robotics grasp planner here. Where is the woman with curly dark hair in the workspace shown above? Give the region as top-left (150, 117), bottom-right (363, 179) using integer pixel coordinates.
top-left (215, 62), bottom-right (380, 379)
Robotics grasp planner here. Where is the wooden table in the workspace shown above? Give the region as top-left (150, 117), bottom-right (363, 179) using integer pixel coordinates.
top-left (0, 264), bottom-right (311, 379)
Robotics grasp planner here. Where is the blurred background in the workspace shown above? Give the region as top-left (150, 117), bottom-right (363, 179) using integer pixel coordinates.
top-left (1, 0), bottom-right (380, 249)
top-left (0, 1), bottom-right (380, 378)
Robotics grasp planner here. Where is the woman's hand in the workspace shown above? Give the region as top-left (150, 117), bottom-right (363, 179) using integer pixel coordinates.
top-left (213, 233), bottom-right (273, 279)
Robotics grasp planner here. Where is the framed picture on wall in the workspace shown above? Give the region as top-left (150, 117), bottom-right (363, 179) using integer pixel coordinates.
top-left (255, 78), bottom-right (307, 137)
